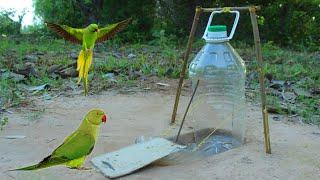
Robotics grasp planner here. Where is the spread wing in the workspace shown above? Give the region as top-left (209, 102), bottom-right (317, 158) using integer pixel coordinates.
top-left (96, 18), bottom-right (132, 43)
top-left (50, 130), bottom-right (95, 160)
top-left (46, 22), bottom-right (83, 44)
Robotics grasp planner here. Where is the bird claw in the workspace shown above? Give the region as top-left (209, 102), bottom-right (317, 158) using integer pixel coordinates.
top-left (68, 166), bottom-right (91, 170)
top-left (77, 167), bottom-right (92, 170)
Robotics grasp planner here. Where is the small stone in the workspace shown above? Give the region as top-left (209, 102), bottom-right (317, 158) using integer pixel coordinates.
top-left (70, 52), bottom-right (78, 60)
top-left (293, 87), bottom-right (312, 98)
top-left (310, 88), bottom-right (320, 95)
top-left (272, 116), bottom-right (280, 121)
top-left (48, 64), bottom-right (63, 74)
top-left (156, 82), bottom-right (170, 87)
top-left (282, 92), bottom-right (296, 103)
top-left (102, 73), bottom-right (115, 79)
top-left (3, 135), bottom-right (26, 139)
top-left (13, 62), bottom-right (38, 77)
top-left (127, 53), bottom-right (136, 59)
top-left (23, 54), bottom-right (39, 62)
top-left (269, 80), bottom-right (285, 90)
top-left (113, 52), bottom-right (122, 59)
top-left (58, 67), bottom-right (78, 78)
top-left (8, 72), bottom-right (25, 82)
top-left (129, 71), bottom-right (143, 79)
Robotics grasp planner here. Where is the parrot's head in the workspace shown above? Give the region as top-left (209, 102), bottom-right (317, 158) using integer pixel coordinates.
top-left (86, 109), bottom-right (107, 125)
top-left (88, 24), bottom-right (99, 33)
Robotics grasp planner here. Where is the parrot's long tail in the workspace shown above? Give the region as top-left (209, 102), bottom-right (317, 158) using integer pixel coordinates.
top-left (77, 49), bottom-right (93, 95)
top-left (9, 155), bottom-right (64, 171)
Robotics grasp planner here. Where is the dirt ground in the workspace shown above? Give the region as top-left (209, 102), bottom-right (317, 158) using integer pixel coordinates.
top-left (1, 90), bottom-right (320, 180)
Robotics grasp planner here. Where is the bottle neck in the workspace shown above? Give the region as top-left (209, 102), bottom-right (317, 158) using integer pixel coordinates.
top-left (205, 31), bottom-right (228, 43)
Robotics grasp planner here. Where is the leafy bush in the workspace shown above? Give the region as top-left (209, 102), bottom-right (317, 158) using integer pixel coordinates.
top-left (32, 0), bottom-right (319, 49)
top-left (34, 0), bottom-right (156, 41)
top-left (0, 9), bottom-right (21, 35)
top-left (158, 0), bottom-right (320, 50)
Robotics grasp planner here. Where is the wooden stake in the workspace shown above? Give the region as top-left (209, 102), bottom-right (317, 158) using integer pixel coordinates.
top-left (171, 6), bottom-right (202, 124)
top-left (249, 7), bottom-right (271, 154)
top-left (175, 79), bottom-right (200, 143)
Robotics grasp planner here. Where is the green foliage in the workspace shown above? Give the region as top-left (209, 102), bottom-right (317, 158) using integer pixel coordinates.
top-left (158, 0), bottom-right (320, 50)
top-left (242, 41), bottom-right (320, 125)
top-left (33, 0), bottom-right (156, 41)
top-left (34, 0), bottom-right (85, 27)
top-left (0, 117), bottom-right (8, 131)
top-left (102, 0), bottom-right (157, 41)
top-left (262, 0), bottom-right (320, 49)
top-left (32, 0), bottom-right (319, 48)
top-left (0, 74), bottom-right (24, 108)
top-left (0, 9), bottom-right (21, 35)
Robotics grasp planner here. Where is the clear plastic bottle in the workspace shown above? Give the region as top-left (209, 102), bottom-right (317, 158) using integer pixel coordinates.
top-left (189, 25), bottom-right (246, 143)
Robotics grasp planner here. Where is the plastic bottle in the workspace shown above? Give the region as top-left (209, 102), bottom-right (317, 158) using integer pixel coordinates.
top-left (189, 21), bottom-right (246, 143)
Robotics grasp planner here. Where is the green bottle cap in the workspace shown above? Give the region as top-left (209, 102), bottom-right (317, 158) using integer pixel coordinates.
top-left (208, 25), bottom-right (227, 32)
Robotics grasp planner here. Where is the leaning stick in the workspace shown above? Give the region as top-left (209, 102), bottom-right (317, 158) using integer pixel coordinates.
top-left (175, 79), bottom-right (200, 143)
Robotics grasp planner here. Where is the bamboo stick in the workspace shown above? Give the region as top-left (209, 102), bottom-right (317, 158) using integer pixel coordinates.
top-left (171, 6), bottom-right (202, 124)
top-left (175, 79), bottom-right (200, 143)
top-left (249, 7), bottom-right (271, 154)
top-left (201, 6), bottom-right (260, 12)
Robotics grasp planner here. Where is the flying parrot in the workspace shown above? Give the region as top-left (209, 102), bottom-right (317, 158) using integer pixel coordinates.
top-left (11, 109), bottom-right (108, 170)
top-left (46, 19), bottom-right (131, 95)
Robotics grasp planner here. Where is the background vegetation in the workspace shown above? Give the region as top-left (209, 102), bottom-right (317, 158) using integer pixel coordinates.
top-left (32, 0), bottom-right (320, 49)
top-left (0, 0), bottom-right (319, 126)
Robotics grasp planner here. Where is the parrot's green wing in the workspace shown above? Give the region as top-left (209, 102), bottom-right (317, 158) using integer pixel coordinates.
top-left (51, 130), bottom-right (95, 160)
top-left (96, 18), bottom-right (132, 43)
top-left (12, 130), bottom-right (95, 170)
top-left (46, 22), bottom-right (83, 44)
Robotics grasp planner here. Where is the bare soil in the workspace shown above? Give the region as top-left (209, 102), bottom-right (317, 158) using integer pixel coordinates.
top-left (1, 90), bottom-right (320, 180)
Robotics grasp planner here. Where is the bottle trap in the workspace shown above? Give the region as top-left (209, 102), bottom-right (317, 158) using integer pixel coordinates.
top-left (91, 128), bottom-right (241, 178)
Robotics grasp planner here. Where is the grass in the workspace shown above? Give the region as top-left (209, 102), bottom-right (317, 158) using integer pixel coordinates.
top-left (0, 117), bottom-right (8, 131)
top-left (237, 41), bottom-right (320, 125)
top-left (0, 35), bottom-right (319, 125)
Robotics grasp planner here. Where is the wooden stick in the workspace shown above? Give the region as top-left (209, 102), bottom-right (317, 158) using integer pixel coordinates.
top-left (171, 6), bottom-right (202, 124)
top-left (249, 7), bottom-right (271, 154)
top-left (201, 6), bottom-right (260, 12)
top-left (175, 79), bottom-right (200, 143)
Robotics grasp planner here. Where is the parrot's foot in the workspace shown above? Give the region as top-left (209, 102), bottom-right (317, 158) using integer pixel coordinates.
top-left (77, 167), bottom-right (92, 170)
top-left (68, 166), bottom-right (92, 170)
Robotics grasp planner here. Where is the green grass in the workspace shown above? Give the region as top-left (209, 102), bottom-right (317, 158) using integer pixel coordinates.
top-left (0, 35), bottom-right (319, 125)
top-left (0, 117), bottom-right (8, 131)
top-left (237, 41), bottom-right (320, 125)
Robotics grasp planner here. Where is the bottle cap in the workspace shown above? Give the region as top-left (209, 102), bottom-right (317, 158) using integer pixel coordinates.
top-left (207, 25), bottom-right (228, 40)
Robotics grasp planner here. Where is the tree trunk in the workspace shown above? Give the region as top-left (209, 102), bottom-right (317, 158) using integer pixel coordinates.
top-left (74, 0), bottom-right (105, 25)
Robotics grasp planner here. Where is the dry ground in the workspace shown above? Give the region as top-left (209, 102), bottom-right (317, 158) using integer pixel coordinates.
top-left (1, 91), bottom-right (320, 180)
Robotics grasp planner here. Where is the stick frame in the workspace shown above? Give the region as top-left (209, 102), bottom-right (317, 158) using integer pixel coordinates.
top-left (170, 6), bottom-right (272, 154)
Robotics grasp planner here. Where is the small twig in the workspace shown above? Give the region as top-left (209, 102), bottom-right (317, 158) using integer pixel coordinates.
top-left (175, 79), bottom-right (200, 143)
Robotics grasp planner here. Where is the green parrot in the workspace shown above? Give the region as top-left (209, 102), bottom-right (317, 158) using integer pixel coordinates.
top-left (11, 109), bottom-right (108, 170)
top-left (46, 18), bottom-right (131, 95)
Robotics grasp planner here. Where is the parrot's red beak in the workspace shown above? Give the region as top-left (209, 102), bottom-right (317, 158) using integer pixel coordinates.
top-left (101, 114), bottom-right (107, 123)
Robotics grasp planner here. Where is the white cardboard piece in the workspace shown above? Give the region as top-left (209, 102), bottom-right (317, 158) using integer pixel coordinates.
top-left (91, 138), bottom-right (184, 178)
